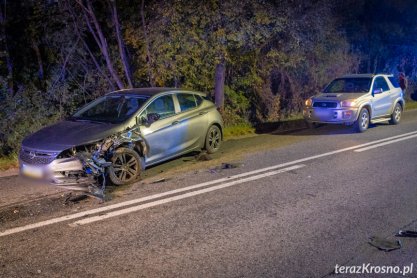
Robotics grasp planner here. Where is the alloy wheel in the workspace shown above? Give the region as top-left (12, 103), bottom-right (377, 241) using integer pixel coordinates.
top-left (112, 152), bottom-right (139, 182)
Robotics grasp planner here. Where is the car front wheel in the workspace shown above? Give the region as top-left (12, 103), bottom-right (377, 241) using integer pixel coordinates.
top-left (108, 147), bottom-right (142, 185)
top-left (354, 108), bottom-right (369, 133)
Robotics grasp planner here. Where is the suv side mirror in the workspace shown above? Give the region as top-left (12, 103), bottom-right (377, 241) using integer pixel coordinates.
top-left (372, 88), bottom-right (383, 96)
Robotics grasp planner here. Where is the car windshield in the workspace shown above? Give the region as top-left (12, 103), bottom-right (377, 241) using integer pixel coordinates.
top-left (324, 78), bottom-right (372, 93)
top-left (72, 95), bottom-right (149, 123)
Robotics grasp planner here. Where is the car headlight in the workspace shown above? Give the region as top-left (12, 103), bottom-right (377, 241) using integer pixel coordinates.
top-left (340, 99), bottom-right (357, 107)
top-left (305, 98), bottom-right (313, 107)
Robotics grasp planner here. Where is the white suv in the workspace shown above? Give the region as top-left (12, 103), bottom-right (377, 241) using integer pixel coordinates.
top-left (303, 74), bottom-right (405, 132)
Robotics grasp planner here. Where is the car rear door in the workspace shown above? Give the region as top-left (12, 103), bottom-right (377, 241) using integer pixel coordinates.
top-left (172, 93), bottom-right (208, 151)
top-left (371, 76), bottom-right (392, 118)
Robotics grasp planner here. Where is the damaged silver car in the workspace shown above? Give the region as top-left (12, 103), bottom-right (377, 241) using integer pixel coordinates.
top-left (19, 88), bottom-right (223, 196)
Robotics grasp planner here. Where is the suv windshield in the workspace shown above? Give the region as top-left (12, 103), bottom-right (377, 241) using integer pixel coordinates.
top-left (72, 95), bottom-right (149, 123)
top-left (324, 78), bottom-right (372, 93)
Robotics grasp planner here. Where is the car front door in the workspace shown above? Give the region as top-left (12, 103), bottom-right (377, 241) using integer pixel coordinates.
top-left (371, 77), bottom-right (392, 118)
top-left (138, 94), bottom-right (183, 165)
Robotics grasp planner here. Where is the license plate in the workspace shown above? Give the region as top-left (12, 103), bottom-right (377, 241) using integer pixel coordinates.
top-left (314, 109), bottom-right (330, 119)
top-left (21, 164), bottom-right (44, 179)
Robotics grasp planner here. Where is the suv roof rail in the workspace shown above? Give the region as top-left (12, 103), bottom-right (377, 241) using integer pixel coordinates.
top-left (374, 72), bottom-right (393, 76)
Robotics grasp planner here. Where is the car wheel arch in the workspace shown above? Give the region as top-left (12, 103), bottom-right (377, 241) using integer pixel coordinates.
top-left (211, 123), bottom-right (223, 140)
top-left (358, 104), bottom-right (372, 120)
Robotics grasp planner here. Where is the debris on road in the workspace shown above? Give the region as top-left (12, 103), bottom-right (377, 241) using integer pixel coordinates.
top-left (150, 178), bottom-right (171, 184)
top-left (368, 236), bottom-right (402, 252)
top-left (64, 193), bottom-right (88, 204)
top-left (209, 162), bottom-right (244, 173)
top-left (396, 230), bottom-right (417, 238)
top-left (195, 153), bottom-right (212, 161)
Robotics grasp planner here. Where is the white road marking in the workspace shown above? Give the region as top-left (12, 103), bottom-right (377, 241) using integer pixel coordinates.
top-left (70, 165), bottom-right (305, 226)
top-left (1, 129), bottom-right (417, 237)
top-left (354, 133), bottom-right (417, 152)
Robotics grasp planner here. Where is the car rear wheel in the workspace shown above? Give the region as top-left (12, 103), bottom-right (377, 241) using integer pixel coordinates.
top-left (205, 125), bottom-right (222, 154)
top-left (389, 103), bottom-right (402, 125)
top-left (354, 108), bottom-right (369, 133)
top-left (108, 147), bottom-right (142, 185)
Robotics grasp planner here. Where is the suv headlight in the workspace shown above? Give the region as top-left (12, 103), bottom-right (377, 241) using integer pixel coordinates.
top-left (340, 99), bottom-right (357, 107)
top-left (305, 98), bottom-right (313, 107)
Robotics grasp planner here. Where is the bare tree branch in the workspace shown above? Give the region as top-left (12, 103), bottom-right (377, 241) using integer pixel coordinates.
top-left (64, 0), bottom-right (115, 90)
top-left (110, 0), bottom-right (132, 87)
top-left (0, 0), bottom-right (13, 94)
top-left (77, 0), bottom-right (124, 89)
top-left (140, 0), bottom-right (154, 86)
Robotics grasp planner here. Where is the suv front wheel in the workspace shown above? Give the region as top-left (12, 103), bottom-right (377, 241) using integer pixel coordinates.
top-left (354, 108), bottom-right (369, 133)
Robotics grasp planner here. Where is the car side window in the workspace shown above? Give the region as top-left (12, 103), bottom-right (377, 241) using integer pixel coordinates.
top-left (373, 77), bottom-right (389, 92)
top-left (195, 95), bottom-right (203, 106)
top-left (141, 95), bottom-right (175, 120)
top-left (388, 77), bottom-right (400, 88)
top-left (177, 93), bottom-right (197, 112)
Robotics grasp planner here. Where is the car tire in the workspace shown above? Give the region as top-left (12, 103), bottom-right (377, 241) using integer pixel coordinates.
top-left (108, 147), bottom-right (142, 185)
top-left (205, 125), bottom-right (222, 154)
top-left (305, 120), bottom-right (320, 129)
top-left (389, 103), bottom-right (402, 125)
top-left (354, 108), bottom-right (369, 133)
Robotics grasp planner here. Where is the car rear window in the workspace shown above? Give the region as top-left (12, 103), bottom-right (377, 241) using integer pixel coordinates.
top-left (388, 77), bottom-right (401, 88)
top-left (177, 93), bottom-right (197, 112)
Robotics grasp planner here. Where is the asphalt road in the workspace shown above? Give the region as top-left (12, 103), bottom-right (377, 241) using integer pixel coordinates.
top-left (1, 110), bottom-right (417, 277)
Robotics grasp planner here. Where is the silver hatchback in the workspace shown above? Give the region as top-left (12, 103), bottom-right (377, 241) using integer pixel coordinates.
top-left (19, 88), bottom-right (223, 186)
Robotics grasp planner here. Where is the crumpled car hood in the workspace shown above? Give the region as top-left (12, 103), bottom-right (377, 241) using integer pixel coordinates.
top-left (313, 92), bottom-right (368, 101)
top-left (22, 120), bottom-right (124, 152)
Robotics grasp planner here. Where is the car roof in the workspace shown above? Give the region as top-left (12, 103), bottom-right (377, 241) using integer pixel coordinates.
top-left (106, 87), bottom-right (206, 97)
top-left (341, 73), bottom-right (393, 78)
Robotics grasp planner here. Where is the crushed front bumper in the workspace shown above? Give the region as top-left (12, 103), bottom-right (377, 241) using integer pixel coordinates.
top-left (19, 156), bottom-right (93, 185)
top-left (303, 107), bottom-right (359, 124)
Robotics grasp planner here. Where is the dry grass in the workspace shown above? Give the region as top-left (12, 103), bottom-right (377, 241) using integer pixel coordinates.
top-left (405, 100), bottom-right (417, 111)
top-left (0, 155), bottom-right (18, 171)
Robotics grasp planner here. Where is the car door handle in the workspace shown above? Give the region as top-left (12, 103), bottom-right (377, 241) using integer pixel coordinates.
top-left (199, 111), bottom-right (208, 116)
top-left (172, 121), bottom-right (179, 125)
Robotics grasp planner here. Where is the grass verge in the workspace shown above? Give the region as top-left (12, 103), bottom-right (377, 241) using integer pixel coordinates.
top-left (0, 155), bottom-right (18, 171)
top-left (223, 123), bottom-right (256, 139)
top-left (406, 100), bottom-right (417, 110)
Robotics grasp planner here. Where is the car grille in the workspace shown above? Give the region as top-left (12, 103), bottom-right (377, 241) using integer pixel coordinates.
top-left (313, 101), bottom-right (337, 108)
top-left (19, 148), bottom-right (58, 165)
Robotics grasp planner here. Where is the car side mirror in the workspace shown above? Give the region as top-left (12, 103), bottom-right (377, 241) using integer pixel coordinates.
top-left (372, 88), bottom-right (383, 96)
top-left (138, 113), bottom-right (161, 127)
top-left (137, 115), bottom-right (150, 127)
top-left (147, 113), bottom-right (161, 125)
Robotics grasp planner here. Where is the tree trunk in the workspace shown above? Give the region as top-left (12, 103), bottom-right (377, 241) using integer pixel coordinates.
top-left (77, 0), bottom-right (124, 90)
top-left (214, 61), bottom-right (225, 110)
top-left (111, 0), bottom-right (133, 88)
top-left (63, 0), bottom-right (115, 90)
top-left (140, 0), bottom-right (154, 86)
top-left (32, 40), bottom-right (44, 80)
top-left (0, 1), bottom-right (13, 94)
